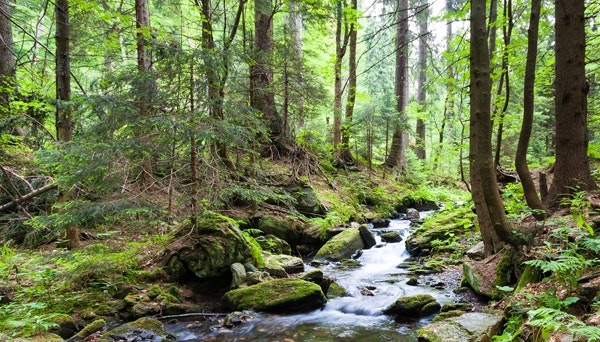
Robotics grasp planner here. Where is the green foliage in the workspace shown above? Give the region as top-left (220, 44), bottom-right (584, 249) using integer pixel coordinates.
top-left (0, 302), bottom-right (59, 338)
top-left (523, 255), bottom-right (587, 291)
top-left (527, 307), bottom-right (600, 341)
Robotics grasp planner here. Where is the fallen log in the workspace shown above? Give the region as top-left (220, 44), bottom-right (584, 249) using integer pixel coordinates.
top-left (0, 183), bottom-right (58, 212)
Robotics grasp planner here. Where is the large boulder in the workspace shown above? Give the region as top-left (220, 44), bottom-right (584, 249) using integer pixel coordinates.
top-left (255, 234), bottom-right (292, 255)
top-left (358, 224), bottom-right (377, 249)
top-left (314, 228), bottom-right (365, 262)
top-left (262, 254), bottom-right (304, 277)
top-left (98, 317), bottom-right (175, 342)
top-left (417, 312), bottom-right (505, 342)
top-left (406, 206), bottom-right (476, 256)
top-left (258, 215), bottom-right (300, 245)
top-left (165, 216), bottom-right (255, 280)
top-left (462, 248), bottom-right (516, 300)
top-left (383, 294), bottom-right (441, 319)
top-left (285, 185), bottom-right (326, 217)
top-left (222, 278), bottom-right (327, 313)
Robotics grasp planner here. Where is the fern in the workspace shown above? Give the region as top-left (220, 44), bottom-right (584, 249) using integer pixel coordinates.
top-left (527, 307), bottom-right (600, 341)
top-left (524, 255), bottom-right (585, 289)
top-left (572, 325), bottom-right (600, 341)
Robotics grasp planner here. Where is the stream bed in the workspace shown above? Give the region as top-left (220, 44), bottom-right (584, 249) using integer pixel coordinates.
top-left (163, 215), bottom-right (458, 341)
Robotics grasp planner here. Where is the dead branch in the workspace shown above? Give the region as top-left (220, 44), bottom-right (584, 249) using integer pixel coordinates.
top-left (0, 183), bottom-right (58, 212)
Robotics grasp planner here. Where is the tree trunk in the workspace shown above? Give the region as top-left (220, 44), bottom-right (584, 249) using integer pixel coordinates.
top-left (433, 0), bottom-right (455, 170)
top-left (286, 0), bottom-right (304, 130)
top-left (333, 1), bottom-right (348, 150)
top-left (339, 0), bottom-right (357, 163)
top-left (135, 0), bottom-right (154, 184)
top-left (415, 0), bottom-right (428, 160)
top-left (470, 0), bottom-right (524, 253)
top-left (546, 0), bottom-right (597, 207)
top-left (515, 0), bottom-right (546, 219)
top-left (384, 0), bottom-right (409, 172)
top-left (493, 0), bottom-right (512, 168)
top-left (55, 0), bottom-right (80, 249)
top-left (199, 0), bottom-right (236, 170)
top-left (252, 0), bottom-right (283, 155)
top-left (0, 0), bottom-right (15, 115)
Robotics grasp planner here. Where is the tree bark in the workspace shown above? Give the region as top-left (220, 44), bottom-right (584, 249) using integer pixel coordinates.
top-left (415, 0), bottom-right (428, 160)
top-left (384, 0), bottom-right (409, 172)
top-left (55, 0), bottom-right (80, 249)
top-left (333, 1), bottom-right (348, 150)
top-left (339, 0), bottom-right (357, 163)
top-left (135, 0), bottom-right (154, 184)
top-left (198, 0), bottom-right (237, 170)
top-left (0, 0), bottom-right (15, 115)
top-left (493, 0), bottom-right (512, 168)
top-left (252, 0), bottom-right (283, 155)
top-left (515, 0), bottom-right (546, 219)
top-left (545, 0), bottom-right (597, 207)
top-left (470, 0), bottom-right (524, 253)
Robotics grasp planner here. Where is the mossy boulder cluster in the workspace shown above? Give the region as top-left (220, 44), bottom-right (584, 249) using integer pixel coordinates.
top-left (165, 215), bottom-right (255, 281)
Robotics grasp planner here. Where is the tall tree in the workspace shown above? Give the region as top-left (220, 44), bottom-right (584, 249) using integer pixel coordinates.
top-left (545, 0), bottom-right (597, 207)
top-left (283, 0), bottom-right (304, 132)
top-left (339, 0), bottom-right (357, 163)
top-left (197, 0), bottom-right (244, 170)
top-left (492, 0), bottom-right (512, 168)
top-left (55, 0), bottom-right (80, 249)
top-left (433, 0), bottom-right (456, 170)
top-left (470, 0), bottom-right (524, 254)
top-left (0, 0), bottom-right (14, 115)
top-left (515, 0), bottom-right (546, 219)
top-left (252, 0), bottom-right (284, 155)
top-left (333, 0), bottom-right (349, 150)
top-left (135, 0), bottom-right (153, 184)
top-left (415, 0), bottom-right (428, 160)
top-left (384, 0), bottom-right (409, 172)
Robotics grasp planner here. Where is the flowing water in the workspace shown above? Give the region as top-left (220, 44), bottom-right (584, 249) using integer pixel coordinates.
top-left (164, 215), bottom-right (456, 341)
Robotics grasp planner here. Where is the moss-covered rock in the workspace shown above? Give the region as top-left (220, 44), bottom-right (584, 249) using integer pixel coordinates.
top-left (314, 228), bottom-right (364, 262)
top-left (262, 254), bottom-right (304, 277)
top-left (255, 234), bottom-right (292, 255)
top-left (285, 185), bottom-right (326, 217)
top-left (417, 312), bottom-right (504, 342)
top-left (462, 248), bottom-right (516, 300)
top-left (222, 278), bottom-right (326, 313)
top-left (99, 317), bottom-right (174, 342)
top-left (19, 333), bottom-right (64, 342)
top-left (358, 224), bottom-right (376, 249)
top-left (380, 231), bottom-right (402, 243)
top-left (406, 206), bottom-right (475, 256)
top-left (49, 313), bottom-right (77, 339)
top-left (72, 319), bottom-right (106, 340)
top-left (326, 282), bottom-right (347, 298)
top-left (383, 294), bottom-right (440, 319)
top-left (258, 215), bottom-right (300, 245)
top-left (165, 215), bottom-right (255, 280)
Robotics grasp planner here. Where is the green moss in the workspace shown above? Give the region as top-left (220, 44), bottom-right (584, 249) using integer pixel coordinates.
top-left (75, 319), bottom-right (106, 339)
top-left (431, 310), bottom-right (465, 322)
top-left (314, 228), bottom-right (364, 261)
top-left (222, 278), bottom-right (326, 313)
top-left (326, 282), bottom-right (347, 298)
top-left (147, 284), bottom-right (162, 299)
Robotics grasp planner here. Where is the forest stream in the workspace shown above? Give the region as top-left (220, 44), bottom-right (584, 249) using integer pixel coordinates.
top-left (161, 213), bottom-right (457, 342)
